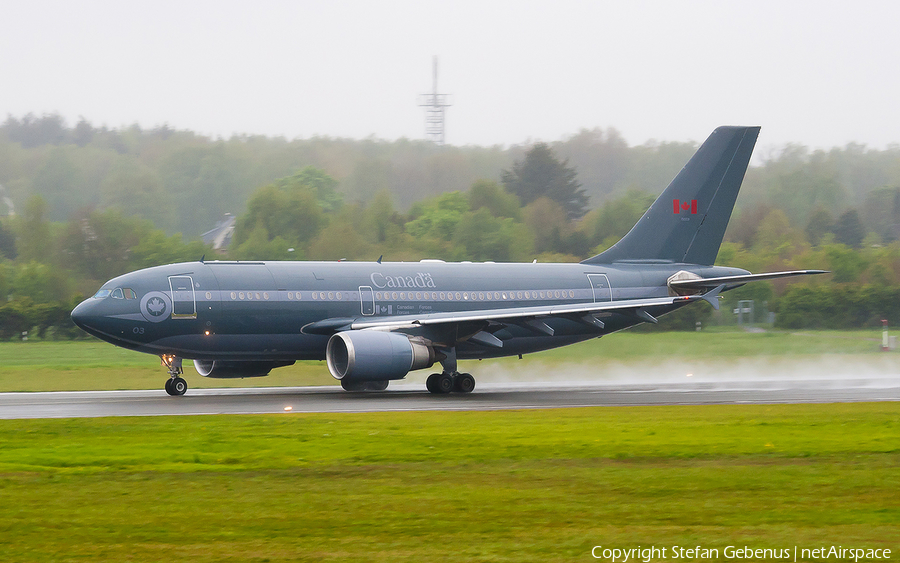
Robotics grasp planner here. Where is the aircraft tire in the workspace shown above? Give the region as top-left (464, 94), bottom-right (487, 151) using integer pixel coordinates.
top-left (171, 377), bottom-right (188, 396)
top-left (365, 380), bottom-right (389, 391)
top-left (435, 372), bottom-right (454, 394)
top-left (454, 373), bottom-right (475, 393)
top-left (426, 373), bottom-right (441, 393)
top-left (164, 378), bottom-right (174, 396)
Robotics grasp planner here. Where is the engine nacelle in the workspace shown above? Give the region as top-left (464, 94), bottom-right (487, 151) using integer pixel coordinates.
top-left (193, 360), bottom-right (295, 378)
top-left (326, 330), bottom-right (435, 382)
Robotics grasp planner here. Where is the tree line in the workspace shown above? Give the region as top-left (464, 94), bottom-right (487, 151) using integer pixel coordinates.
top-left (5, 114), bottom-right (900, 240)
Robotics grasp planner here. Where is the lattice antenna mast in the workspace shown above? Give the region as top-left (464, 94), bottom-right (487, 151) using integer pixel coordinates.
top-left (418, 56), bottom-right (452, 145)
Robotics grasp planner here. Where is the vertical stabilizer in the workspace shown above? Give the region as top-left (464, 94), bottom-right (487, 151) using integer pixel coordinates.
top-left (582, 126), bottom-right (760, 266)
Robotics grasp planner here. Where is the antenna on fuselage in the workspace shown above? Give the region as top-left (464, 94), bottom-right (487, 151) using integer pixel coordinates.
top-left (200, 254), bottom-right (205, 263)
top-left (377, 255), bottom-right (383, 264)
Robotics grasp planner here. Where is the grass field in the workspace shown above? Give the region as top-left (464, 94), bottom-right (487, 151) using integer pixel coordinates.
top-left (0, 404), bottom-right (897, 562)
top-left (0, 329), bottom-right (896, 392)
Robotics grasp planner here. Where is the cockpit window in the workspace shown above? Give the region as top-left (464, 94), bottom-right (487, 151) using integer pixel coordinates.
top-left (123, 288), bottom-right (137, 299)
top-left (93, 289), bottom-right (111, 299)
top-left (111, 288), bottom-right (125, 299)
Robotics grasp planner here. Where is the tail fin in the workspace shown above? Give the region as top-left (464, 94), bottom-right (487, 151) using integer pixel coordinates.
top-left (582, 126), bottom-right (760, 266)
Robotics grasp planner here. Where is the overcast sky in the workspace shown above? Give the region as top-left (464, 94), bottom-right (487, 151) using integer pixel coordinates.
top-left (2, 0), bottom-right (898, 152)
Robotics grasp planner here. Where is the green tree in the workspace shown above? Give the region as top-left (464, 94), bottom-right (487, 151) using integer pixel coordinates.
top-left (360, 190), bottom-right (403, 245)
top-left (755, 209), bottom-right (798, 250)
top-left (804, 207), bottom-right (835, 246)
top-left (405, 192), bottom-right (469, 242)
top-left (61, 209), bottom-right (144, 280)
top-left (230, 225), bottom-right (298, 261)
top-left (231, 168), bottom-right (337, 252)
top-left (501, 143), bottom-right (588, 220)
top-left (308, 217), bottom-right (371, 261)
top-left (30, 147), bottom-right (88, 220)
top-left (726, 204), bottom-right (773, 248)
top-left (833, 209), bottom-right (866, 249)
top-left (274, 166), bottom-right (343, 213)
top-left (9, 261), bottom-right (70, 303)
top-left (824, 243), bottom-right (868, 283)
top-left (451, 208), bottom-right (530, 262)
top-left (0, 219), bottom-right (16, 259)
top-left (16, 195), bottom-right (52, 262)
top-left (579, 189), bottom-right (654, 250)
top-left (861, 187), bottom-right (900, 242)
top-left (523, 197), bottom-right (571, 254)
top-left (100, 158), bottom-right (170, 230)
top-left (468, 180), bottom-right (520, 219)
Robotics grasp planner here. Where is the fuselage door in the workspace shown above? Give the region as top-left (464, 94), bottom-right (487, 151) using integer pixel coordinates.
top-left (169, 276), bottom-right (197, 319)
top-left (587, 273), bottom-right (612, 302)
top-left (359, 285), bottom-right (375, 316)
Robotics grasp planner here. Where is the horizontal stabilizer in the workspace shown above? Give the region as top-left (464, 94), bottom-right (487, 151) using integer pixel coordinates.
top-left (700, 284), bottom-right (727, 310)
top-left (668, 270), bottom-right (828, 291)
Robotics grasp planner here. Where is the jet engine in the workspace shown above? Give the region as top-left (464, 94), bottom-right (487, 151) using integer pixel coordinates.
top-left (193, 360), bottom-right (295, 378)
top-left (326, 330), bottom-right (435, 382)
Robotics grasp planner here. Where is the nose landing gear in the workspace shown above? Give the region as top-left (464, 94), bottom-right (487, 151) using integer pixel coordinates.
top-left (161, 355), bottom-right (188, 396)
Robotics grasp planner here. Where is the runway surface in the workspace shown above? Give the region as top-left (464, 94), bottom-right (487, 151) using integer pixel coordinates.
top-left (1, 378), bottom-right (898, 419)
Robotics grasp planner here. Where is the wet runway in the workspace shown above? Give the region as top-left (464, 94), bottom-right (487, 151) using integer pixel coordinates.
top-left (1, 378), bottom-right (898, 419)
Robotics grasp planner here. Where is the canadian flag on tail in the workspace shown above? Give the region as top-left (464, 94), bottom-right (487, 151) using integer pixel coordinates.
top-left (673, 199), bottom-right (698, 214)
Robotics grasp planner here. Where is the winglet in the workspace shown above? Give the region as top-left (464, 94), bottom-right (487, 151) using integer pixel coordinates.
top-left (700, 284), bottom-right (727, 310)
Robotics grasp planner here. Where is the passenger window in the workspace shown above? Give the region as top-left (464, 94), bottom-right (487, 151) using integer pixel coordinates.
top-left (111, 288), bottom-right (124, 299)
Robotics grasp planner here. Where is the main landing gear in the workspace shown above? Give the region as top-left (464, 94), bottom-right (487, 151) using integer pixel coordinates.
top-left (426, 347), bottom-right (475, 394)
top-left (161, 354), bottom-right (188, 396)
top-left (426, 372), bottom-right (475, 394)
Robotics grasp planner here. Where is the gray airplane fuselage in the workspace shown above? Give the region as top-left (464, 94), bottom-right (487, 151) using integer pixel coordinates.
top-left (72, 259), bottom-right (748, 362)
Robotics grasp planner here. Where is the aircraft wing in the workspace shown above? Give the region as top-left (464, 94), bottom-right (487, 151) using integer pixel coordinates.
top-left (302, 292), bottom-right (716, 337)
top-left (668, 270), bottom-right (828, 291)
top-left (346, 290), bottom-right (723, 332)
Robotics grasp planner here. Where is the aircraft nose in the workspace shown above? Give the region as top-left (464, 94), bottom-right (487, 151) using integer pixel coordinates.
top-left (71, 299), bottom-right (96, 331)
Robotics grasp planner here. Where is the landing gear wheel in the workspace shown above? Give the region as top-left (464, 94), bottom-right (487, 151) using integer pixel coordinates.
top-left (454, 373), bottom-right (475, 393)
top-left (166, 377), bottom-right (187, 396)
top-left (366, 380), bottom-right (389, 391)
top-left (435, 372), bottom-right (454, 394)
top-left (426, 373), bottom-right (442, 394)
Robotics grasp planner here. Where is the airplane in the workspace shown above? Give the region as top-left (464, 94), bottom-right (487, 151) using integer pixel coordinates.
top-left (71, 126), bottom-right (825, 396)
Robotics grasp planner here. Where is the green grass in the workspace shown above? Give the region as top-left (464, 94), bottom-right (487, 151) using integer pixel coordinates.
top-left (0, 329), bottom-right (894, 392)
top-left (0, 404), bottom-right (897, 561)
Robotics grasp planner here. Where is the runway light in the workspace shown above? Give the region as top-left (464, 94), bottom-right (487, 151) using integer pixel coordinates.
top-left (284, 406), bottom-right (293, 411)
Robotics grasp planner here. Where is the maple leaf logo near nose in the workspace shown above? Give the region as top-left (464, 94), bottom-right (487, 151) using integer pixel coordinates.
top-left (673, 199), bottom-right (698, 214)
top-left (146, 297), bottom-right (166, 316)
